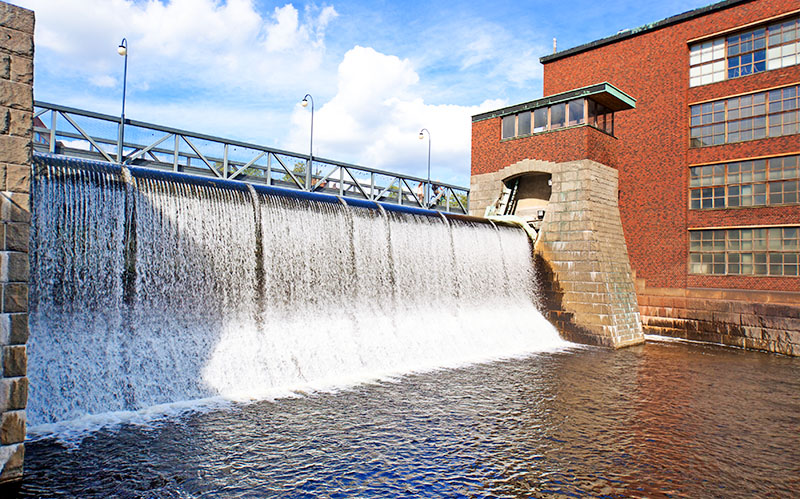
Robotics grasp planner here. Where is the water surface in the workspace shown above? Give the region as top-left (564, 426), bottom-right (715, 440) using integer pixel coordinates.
top-left (20, 341), bottom-right (800, 498)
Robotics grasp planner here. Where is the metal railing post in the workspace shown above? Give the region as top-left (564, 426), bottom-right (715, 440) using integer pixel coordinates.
top-left (49, 110), bottom-right (56, 153)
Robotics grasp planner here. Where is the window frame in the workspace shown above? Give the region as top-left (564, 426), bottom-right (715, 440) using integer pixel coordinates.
top-left (688, 155), bottom-right (799, 210)
top-left (689, 226), bottom-right (800, 277)
top-left (688, 15), bottom-right (800, 88)
top-left (689, 84), bottom-right (800, 148)
top-left (499, 98), bottom-right (602, 141)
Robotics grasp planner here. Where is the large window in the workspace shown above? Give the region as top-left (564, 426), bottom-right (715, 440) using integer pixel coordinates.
top-left (689, 38), bottom-right (725, 86)
top-left (690, 227), bottom-right (800, 276)
top-left (689, 84), bottom-right (799, 147)
top-left (501, 98), bottom-right (599, 140)
top-left (767, 17), bottom-right (800, 70)
top-left (727, 28), bottom-right (766, 78)
top-left (689, 155), bottom-right (799, 209)
top-left (689, 16), bottom-right (799, 87)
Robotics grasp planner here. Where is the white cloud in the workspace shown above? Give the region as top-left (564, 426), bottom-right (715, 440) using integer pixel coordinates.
top-left (288, 46), bottom-right (504, 185)
top-left (89, 74), bottom-right (117, 88)
top-left (19, 0), bottom-right (518, 187)
top-left (19, 0), bottom-right (338, 94)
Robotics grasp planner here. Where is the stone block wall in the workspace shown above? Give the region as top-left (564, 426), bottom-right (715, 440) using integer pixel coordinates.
top-left (0, 1), bottom-right (33, 485)
top-left (472, 158), bottom-right (644, 348)
top-left (637, 280), bottom-right (800, 356)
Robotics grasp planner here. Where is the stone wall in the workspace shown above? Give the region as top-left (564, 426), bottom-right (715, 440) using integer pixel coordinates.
top-left (0, 1), bottom-right (33, 486)
top-left (637, 280), bottom-right (800, 356)
top-left (472, 158), bottom-right (644, 348)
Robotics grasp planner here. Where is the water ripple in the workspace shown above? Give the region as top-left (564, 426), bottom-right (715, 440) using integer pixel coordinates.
top-left (20, 342), bottom-right (800, 498)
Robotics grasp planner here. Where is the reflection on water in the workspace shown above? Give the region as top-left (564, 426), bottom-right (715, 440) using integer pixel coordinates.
top-left (20, 342), bottom-right (800, 498)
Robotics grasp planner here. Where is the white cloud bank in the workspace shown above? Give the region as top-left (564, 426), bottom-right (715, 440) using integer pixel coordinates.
top-left (19, 0), bottom-right (512, 185)
top-left (22, 0), bottom-right (338, 94)
top-left (289, 46), bottom-right (504, 184)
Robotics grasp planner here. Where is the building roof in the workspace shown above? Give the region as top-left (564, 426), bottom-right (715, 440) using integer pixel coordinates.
top-left (471, 82), bottom-right (635, 123)
top-left (539, 0), bottom-right (755, 64)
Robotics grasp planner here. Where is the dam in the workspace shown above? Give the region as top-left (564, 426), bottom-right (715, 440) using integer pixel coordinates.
top-left (0, 2), bottom-right (798, 496)
top-left (27, 153), bottom-right (566, 426)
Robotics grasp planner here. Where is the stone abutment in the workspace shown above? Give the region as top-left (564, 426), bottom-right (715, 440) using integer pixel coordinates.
top-left (0, 1), bottom-right (33, 486)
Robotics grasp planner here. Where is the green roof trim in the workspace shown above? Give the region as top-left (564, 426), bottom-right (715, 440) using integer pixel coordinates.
top-left (539, 0), bottom-right (755, 64)
top-left (471, 82), bottom-right (636, 123)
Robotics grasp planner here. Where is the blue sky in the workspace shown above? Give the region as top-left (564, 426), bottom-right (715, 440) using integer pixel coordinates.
top-left (16, 0), bottom-right (713, 186)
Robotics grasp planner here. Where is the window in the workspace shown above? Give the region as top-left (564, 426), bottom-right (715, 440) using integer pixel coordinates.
top-left (567, 99), bottom-right (585, 126)
top-left (689, 16), bottom-right (799, 87)
top-left (689, 227), bottom-right (800, 276)
top-left (768, 86), bottom-right (799, 137)
top-left (690, 38), bottom-right (725, 86)
top-left (767, 18), bottom-right (800, 70)
top-left (727, 93), bottom-right (766, 142)
top-left (689, 230), bottom-right (726, 274)
top-left (502, 115), bottom-right (515, 139)
top-left (588, 100), bottom-right (613, 135)
top-left (517, 111), bottom-right (531, 136)
top-left (689, 155), bottom-right (798, 210)
top-left (533, 107), bottom-right (547, 133)
top-left (550, 103), bottom-right (565, 129)
top-left (689, 85), bottom-right (799, 147)
top-left (727, 28), bottom-right (766, 78)
top-left (500, 98), bottom-right (606, 140)
top-left (690, 101), bottom-right (725, 146)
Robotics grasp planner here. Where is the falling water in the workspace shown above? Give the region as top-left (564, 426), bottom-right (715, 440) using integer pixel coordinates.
top-left (27, 154), bottom-right (566, 428)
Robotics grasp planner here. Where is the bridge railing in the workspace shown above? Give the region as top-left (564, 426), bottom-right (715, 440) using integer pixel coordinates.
top-left (32, 101), bottom-right (470, 214)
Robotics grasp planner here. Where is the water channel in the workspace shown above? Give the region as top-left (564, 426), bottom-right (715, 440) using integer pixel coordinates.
top-left (20, 341), bottom-right (800, 498)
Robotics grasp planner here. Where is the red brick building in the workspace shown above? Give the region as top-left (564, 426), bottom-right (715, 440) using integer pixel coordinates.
top-left (471, 0), bottom-right (799, 355)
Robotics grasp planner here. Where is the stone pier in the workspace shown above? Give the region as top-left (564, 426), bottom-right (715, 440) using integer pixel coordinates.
top-left (471, 158), bottom-right (644, 348)
top-left (0, 1), bottom-right (33, 486)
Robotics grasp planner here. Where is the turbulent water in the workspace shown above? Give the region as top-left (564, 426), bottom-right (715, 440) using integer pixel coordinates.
top-left (27, 155), bottom-right (565, 428)
top-left (19, 342), bottom-right (800, 498)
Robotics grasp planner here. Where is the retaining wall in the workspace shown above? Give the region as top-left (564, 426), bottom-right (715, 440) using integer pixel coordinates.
top-left (637, 280), bottom-right (800, 356)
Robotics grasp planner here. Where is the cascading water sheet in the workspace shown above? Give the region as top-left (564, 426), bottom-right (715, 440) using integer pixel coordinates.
top-left (27, 155), bottom-right (568, 428)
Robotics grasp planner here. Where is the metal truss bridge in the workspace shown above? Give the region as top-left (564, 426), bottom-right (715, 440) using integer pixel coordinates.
top-left (32, 102), bottom-right (469, 214)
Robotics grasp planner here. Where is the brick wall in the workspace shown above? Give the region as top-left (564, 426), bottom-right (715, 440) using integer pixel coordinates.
top-left (0, 1), bottom-right (33, 486)
top-left (538, 0), bottom-right (799, 291)
top-left (471, 123), bottom-right (618, 176)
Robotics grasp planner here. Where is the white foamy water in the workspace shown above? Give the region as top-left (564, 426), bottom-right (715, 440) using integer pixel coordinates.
top-left (27, 156), bottom-right (568, 436)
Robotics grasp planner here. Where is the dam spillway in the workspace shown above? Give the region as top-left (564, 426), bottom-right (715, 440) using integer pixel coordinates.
top-left (27, 153), bottom-right (566, 427)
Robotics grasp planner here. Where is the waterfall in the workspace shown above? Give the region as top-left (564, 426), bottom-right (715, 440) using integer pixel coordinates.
top-left (27, 154), bottom-right (566, 427)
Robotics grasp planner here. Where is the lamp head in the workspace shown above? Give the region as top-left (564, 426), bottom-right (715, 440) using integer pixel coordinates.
top-left (118, 38), bottom-right (127, 56)
top-left (301, 98), bottom-right (309, 108)
top-left (418, 131), bottom-right (424, 140)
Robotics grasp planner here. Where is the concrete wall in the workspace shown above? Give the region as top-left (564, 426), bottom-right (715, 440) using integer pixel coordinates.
top-left (472, 158), bottom-right (644, 348)
top-left (0, 1), bottom-right (33, 485)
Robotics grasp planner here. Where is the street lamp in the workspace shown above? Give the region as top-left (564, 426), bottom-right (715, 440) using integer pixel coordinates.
top-left (418, 128), bottom-right (430, 207)
top-left (117, 38), bottom-right (128, 163)
top-left (301, 94), bottom-right (314, 191)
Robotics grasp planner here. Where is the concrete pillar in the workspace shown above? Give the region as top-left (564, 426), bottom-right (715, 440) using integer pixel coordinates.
top-left (0, 1), bottom-right (33, 485)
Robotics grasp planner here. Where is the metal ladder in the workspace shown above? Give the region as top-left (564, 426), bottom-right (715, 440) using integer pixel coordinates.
top-left (501, 178), bottom-right (520, 215)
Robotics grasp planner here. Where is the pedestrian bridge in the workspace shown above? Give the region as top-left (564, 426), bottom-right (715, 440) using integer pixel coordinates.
top-left (32, 101), bottom-right (470, 214)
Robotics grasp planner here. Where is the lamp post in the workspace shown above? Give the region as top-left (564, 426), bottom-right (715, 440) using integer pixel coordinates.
top-left (117, 38), bottom-right (128, 163)
top-left (418, 128), bottom-right (430, 207)
top-left (301, 94), bottom-right (314, 191)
